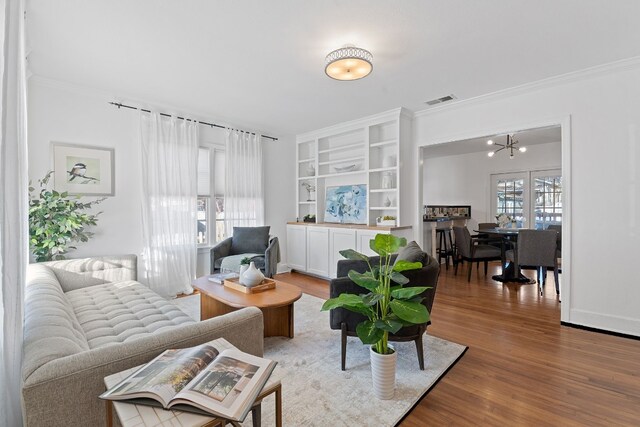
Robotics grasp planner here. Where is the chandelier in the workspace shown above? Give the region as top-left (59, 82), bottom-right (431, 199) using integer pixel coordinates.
top-left (487, 134), bottom-right (526, 159)
top-left (325, 45), bottom-right (373, 81)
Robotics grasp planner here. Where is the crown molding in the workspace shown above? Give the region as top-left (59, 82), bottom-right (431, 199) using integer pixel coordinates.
top-left (296, 107), bottom-right (409, 141)
top-left (413, 55), bottom-right (640, 118)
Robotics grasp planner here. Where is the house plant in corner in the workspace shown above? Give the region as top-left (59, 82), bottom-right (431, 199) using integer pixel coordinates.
top-left (321, 234), bottom-right (430, 399)
top-left (29, 171), bottom-right (105, 262)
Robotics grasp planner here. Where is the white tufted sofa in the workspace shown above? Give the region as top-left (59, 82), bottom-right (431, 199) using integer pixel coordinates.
top-left (22, 255), bottom-right (264, 427)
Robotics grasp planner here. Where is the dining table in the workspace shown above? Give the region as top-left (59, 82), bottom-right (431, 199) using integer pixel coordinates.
top-left (474, 227), bottom-right (535, 284)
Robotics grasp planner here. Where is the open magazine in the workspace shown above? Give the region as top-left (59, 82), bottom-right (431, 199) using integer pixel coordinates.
top-left (100, 339), bottom-right (276, 422)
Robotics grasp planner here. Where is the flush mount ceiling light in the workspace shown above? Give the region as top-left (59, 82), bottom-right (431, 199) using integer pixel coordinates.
top-left (487, 134), bottom-right (526, 159)
top-left (325, 45), bottom-right (373, 81)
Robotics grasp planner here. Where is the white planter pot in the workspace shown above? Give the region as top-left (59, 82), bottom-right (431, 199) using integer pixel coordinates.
top-left (370, 345), bottom-right (397, 400)
top-left (242, 261), bottom-right (265, 287)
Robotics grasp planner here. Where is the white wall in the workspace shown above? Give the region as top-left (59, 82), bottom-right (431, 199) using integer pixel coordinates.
top-left (263, 134), bottom-right (296, 269)
top-left (28, 78), bottom-right (290, 279)
top-left (423, 141), bottom-right (561, 231)
top-left (412, 61), bottom-right (640, 336)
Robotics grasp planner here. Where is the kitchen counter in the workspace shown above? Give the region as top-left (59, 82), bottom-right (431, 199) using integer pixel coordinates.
top-left (287, 221), bottom-right (412, 231)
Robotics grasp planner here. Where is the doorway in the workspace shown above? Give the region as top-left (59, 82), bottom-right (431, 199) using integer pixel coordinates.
top-left (418, 121), bottom-right (569, 318)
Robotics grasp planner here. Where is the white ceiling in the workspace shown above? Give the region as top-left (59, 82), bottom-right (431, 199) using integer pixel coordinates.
top-left (423, 126), bottom-right (561, 158)
top-left (26, 1), bottom-right (640, 136)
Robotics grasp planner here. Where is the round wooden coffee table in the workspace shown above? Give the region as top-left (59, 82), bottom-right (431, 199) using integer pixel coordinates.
top-left (192, 276), bottom-right (302, 338)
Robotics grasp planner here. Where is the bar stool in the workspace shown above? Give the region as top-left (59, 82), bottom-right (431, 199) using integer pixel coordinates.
top-left (436, 227), bottom-right (455, 269)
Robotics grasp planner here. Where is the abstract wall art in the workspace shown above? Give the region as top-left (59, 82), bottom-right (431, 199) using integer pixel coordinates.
top-left (324, 184), bottom-right (367, 224)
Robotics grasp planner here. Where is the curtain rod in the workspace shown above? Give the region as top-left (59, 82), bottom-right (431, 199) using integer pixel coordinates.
top-left (108, 102), bottom-right (278, 141)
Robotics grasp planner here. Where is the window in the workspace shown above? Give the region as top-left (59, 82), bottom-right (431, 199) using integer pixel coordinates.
top-left (491, 169), bottom-right (562, 229)
top-left (533, 171), bottom-right (562, 229)
top-left (197, 147), bottom-right (226, 245)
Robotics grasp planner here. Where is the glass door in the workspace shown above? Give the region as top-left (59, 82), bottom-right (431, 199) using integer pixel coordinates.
top-left (491, 170), bottom-right (562, 229)
top-left (531, 169), bottom-right (562, 229)
top-left (491, 172), bottom-right (529, 227)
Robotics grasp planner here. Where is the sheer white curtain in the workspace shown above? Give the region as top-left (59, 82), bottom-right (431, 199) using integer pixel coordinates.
top-left (224, 130), bottom-right (264, 235)
top-left (139, 112), bottom-right (198, 297)
top-left (0, 0), bottom-right (28, 425)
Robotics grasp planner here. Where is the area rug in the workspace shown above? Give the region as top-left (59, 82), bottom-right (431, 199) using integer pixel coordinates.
top-left (172, 293), bottom-right (467, 426)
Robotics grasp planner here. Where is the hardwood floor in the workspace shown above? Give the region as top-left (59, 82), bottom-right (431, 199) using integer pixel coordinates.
top-left (274, 263), bottom-right (640, 426)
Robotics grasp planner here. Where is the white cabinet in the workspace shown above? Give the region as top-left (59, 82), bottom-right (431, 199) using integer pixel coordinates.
top-left (286, 224), bottom-right (307, 271)
top-left (329, 228), bottom-right (357, 278)
top-left (306, 227), bottom-right (330, 277)
top-left (286, 223), bottom-right (413, 278)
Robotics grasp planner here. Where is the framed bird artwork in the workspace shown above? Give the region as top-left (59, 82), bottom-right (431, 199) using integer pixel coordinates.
top-left (51, 142), bottom-right (115, 196)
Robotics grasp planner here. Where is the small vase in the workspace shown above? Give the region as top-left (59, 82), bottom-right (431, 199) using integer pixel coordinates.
top-left (384, 196), bottom-right (392, 207)
top-left (307, 163), bottom-right (315, 177)
top-left (239, 264), bottom-right (249, 282)
top-left (370, 345), bottom-right (396, 400)
top-left (382, 154), bottom-right (396, 168)
top-left (242, 262), bottom-right (265, 287)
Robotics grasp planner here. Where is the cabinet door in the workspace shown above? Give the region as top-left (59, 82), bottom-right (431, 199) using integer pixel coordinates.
top-left (286, 225), bottom-right (307, 271)
top-left (306, 227), bottom-right (330, 277)
top-left (356, 229), bottom-right (389, 257)
top-left (329, 228), bottom-right (357, 278)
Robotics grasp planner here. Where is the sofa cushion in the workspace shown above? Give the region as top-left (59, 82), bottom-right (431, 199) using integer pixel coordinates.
top-left (230, 226), bottom-right (270, 255)
top-left (23, 264), bottom-right (90, 379)
top-left (65, 281), bottom-right (195, 349)
top-left (42, 255), bottom-right (137, 292)
top-left (395, 241), bottom-right (427, 265)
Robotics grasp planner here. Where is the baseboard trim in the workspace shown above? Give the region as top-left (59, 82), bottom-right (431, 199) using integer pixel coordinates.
top-left (561, 322), bottom-right (640, 341)
top-left (568, 308), bottom-right (640, 338)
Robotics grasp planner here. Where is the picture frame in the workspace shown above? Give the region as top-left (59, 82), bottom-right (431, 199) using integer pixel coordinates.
top-left (51, 142), bottom-right (115, 196)
top-left (324, 184), bottom-right (367, 224)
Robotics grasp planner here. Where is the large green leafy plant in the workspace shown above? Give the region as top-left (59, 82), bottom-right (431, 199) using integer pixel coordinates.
top-left (321, 234), bottom-right (431, 355)
top-left (29, 171), bottom-right (105, 262)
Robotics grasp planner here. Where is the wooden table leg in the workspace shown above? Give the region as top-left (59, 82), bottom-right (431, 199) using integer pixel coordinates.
top-left (275, 383), bottom-right (282, 427)
top-left (106, 401), bottom-right (113, 427)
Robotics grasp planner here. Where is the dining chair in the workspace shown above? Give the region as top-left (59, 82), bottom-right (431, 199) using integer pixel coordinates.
top-left (453, 226), bottom-right (502, 282)
top-left (507, 229), bottom-right (559, 296)
top-left (546, 224), bottom-right (562, 259)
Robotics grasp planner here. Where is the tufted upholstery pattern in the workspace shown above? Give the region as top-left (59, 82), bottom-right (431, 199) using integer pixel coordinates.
top-left (65, 280), bottom-right (195, 349)
top-left (23, 264), bottom-right (90, 379)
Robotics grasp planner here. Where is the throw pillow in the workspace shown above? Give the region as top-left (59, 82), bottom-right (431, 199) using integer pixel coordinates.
top-left (394, 241), bottom-right (426, 266)
top-left (231, 226), bottom-right (271, 254)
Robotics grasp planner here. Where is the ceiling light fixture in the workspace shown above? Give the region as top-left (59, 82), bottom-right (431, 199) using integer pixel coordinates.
top-left (487, 134), bottom-right (526, 159)
top-left (325, 45), bottom-right (373, 81)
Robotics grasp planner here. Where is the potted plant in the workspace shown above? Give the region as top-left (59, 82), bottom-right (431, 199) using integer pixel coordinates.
top-left (29, 171), bottom-right (105, 262)
top-left (321, 234), bottom-right (430, 399)
top-left (303, 214), bottom-right (316, 223)
top-left (376, 215), bottom-right (396, 227)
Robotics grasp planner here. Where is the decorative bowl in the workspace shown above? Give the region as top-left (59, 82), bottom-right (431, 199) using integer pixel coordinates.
top-left (333, 164), bottom-right (358, 173)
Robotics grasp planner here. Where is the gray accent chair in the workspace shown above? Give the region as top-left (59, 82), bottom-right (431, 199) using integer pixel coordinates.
top-left (329, 253), bottom-right (440, 371)
top-left (507, 229), bottom-right (560, 295)
top-left (453, 226), bottom-right (502, 282)
top-left (210, 226), bottom-right (280, 278)
top-left (22, 255), bottom-right (264, 427)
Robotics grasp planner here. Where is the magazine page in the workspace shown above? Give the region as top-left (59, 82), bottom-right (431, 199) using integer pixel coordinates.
top-left (101, 344), bottom-right (220, 407)
top-left (170, 349), bottom-right (276, 421)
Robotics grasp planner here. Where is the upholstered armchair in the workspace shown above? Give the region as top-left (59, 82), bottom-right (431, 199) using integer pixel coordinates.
top-left (210, 226), bottom-right (280, 278)
top-left (329, 252), bottom-right (440, 371)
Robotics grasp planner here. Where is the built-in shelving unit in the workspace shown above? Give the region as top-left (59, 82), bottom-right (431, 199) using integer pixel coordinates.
top-left (295, 108), bottom-right (411, 226)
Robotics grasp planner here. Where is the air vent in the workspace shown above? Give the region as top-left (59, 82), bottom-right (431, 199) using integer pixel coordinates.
top-left (425, 94), bottom-right (457, 106)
